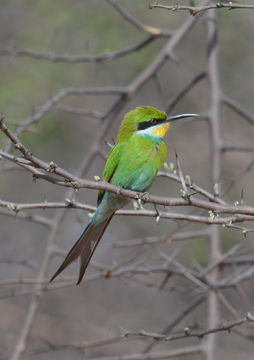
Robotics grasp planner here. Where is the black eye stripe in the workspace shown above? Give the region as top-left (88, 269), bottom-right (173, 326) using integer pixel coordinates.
top-left (138, 118), bottom-right (164, 130)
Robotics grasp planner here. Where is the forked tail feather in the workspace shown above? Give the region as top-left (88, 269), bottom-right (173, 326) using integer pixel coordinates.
top-left (50, 213), bottom-right (115, 284)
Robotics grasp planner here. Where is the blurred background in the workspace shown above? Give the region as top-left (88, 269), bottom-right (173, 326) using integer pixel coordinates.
top-left (1, 1), bottom-right (254, 359)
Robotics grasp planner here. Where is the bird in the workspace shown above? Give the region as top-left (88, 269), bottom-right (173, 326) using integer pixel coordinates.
top-left (50, 106), bottom-right (198, 284)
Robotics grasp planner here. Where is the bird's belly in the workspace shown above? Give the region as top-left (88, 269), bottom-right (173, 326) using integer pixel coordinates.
top-left (107, 192), bottom-right (130, 209)
top-left (92, 192), bottom-right (129, 226)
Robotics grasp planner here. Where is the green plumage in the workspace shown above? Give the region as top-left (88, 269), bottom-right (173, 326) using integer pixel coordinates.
top-left (98, 106), bottom-right (167, 203)
top-left (107, 133), bottom-right (167, 191)
top-left (116, 106), bottom-right (167, 143)
top-left (51, 106), bottom-right (169, 284)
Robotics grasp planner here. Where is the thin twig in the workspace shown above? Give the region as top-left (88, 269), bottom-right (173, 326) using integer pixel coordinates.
top-left (0, 36), bottom-right (156, 63)
top-left (149, 2), bottom-right (254, 16)
top-left (125, 313), bottom-right (254, 341)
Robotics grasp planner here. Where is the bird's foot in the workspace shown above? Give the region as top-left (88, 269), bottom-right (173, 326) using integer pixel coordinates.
top-left (135, 191), bottom-right (150, 205)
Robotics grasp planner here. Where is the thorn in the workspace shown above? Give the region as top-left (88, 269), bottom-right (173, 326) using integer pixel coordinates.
top-left (47, 161), bottom-right (57, 172)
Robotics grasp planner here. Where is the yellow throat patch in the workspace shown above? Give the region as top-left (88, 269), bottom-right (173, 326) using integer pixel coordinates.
top-left (150, 123), bottom-right (170, 138)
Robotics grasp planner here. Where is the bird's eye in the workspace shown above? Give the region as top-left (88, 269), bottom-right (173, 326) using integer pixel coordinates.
top-left (151, 118), bottom-right (158, 124)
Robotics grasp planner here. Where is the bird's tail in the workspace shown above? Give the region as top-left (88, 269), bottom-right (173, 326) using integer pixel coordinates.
top-left (50, 213), bottom-right (115, 284)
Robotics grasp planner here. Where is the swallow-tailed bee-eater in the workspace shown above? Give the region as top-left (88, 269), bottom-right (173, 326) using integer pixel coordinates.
top-left (50, 106), bottom-right (198, 284)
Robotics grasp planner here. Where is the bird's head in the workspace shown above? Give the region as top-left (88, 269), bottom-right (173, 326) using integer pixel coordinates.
top-left (116, 106), bottom-right (198, 143)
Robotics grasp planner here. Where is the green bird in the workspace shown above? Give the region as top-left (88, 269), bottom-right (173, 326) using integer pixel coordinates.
top-left (50, 106), bottom-right (197, 284)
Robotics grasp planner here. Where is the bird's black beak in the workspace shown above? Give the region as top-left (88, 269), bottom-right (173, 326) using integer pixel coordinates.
top-left (166, 113), bottom-right (199, 122)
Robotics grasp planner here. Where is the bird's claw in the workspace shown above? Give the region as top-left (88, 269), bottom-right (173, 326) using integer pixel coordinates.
top-left (136, 191), bottom-right (150, 205)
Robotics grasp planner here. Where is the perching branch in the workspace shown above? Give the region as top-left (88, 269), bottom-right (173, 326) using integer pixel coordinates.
top-left (1, 117), bottom-right (254, 223)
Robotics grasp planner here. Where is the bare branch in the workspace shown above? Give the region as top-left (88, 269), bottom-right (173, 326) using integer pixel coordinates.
top-left (0, 208), bottom-right (53, 227)
top-left (221, 145), bottom-right (254, 152)
top-left (143, 296), bottom-right (205, 352)
top-left (0, 36), bottom-right (156, 64)
top-left (149, 2), bottom-right (254, 16)
top-left (223, 95), bottom-right (254, 125)
top-left (56, 105), bottom-right (103, 119)
top-left (113, 229), bottom-right (209, 247)
top-left (166, 72), bottom-right (206, 113)
top-left (2, 116), bottom-right (254, 223)
top-left (106, 0), bottom-right (174, 36)
top-left (77, 345), bottom-right (204, 360)
top-left (125, 313), bottom-right (254, 341)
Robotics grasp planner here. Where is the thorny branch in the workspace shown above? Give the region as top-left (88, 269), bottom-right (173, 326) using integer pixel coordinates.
top-left (124, 312), bottom-right (254, 342)
top-left (1, 117), bottom-right (254, 223)
top-left (149, 2), bottom-right (254, 16)
top-left (17, 311), bottom-right (254, 356)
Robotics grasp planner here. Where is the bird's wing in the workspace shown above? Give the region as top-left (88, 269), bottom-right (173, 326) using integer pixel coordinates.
top-left (108, 137), bottom-right (167, 192)
top-left (97, 143), bottom-right (123, 205)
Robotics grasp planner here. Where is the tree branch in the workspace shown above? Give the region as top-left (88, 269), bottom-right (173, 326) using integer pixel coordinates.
top-left (0, 36), bottom-right (156, 64)
top-left (149, 2), bottom-right (254, 16)
top-left (125, 313), bottom-right (254, 341)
